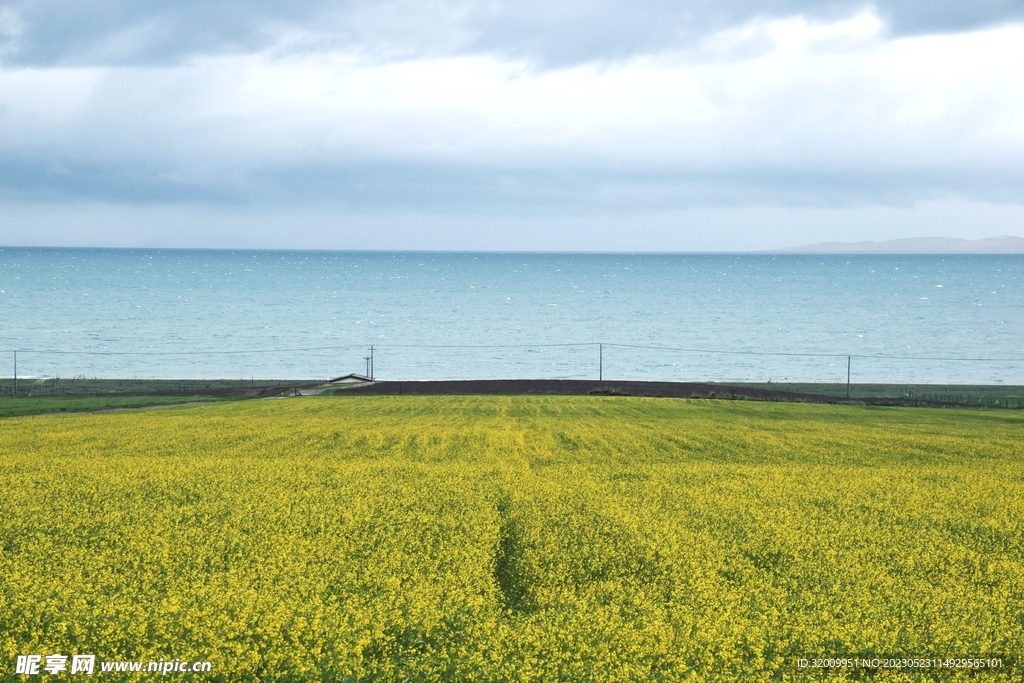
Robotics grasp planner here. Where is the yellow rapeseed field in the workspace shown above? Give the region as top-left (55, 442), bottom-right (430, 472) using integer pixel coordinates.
top-left (1, 396), bottom-right (1022, 681)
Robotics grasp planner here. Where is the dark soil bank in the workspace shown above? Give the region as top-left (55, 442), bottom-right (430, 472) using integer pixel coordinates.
top-left (343, 379), bottom-right (970, 408)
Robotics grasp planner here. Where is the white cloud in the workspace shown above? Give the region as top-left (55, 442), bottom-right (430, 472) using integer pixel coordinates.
top-left (711, 10), bottom-right (884, 55)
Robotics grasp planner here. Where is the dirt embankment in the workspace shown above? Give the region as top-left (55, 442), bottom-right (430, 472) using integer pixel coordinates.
top-left (342, 379), bottom-right (967, 407)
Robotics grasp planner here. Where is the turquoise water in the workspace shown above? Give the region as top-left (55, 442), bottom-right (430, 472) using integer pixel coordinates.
top-left (1, 248), bottom-right (1022, 383)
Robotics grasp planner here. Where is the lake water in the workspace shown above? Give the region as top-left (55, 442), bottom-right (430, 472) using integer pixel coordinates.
top-left (1, 248), bottom-right (1022, 384)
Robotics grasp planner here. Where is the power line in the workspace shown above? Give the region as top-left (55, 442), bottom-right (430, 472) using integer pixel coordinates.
top-left (845, 352), bottom-right (1024, 362)
top-left (1, 345), bottom-right (370, 356)
top-left (598, 342), bottom-right (1024, 362)
top-left (603, 342), bottom-right (843, 358)
top-left (368, 342), bottom-right (599, 349)
top-left (2, 342), bottom-right (1022, 363)
top-left (2, 342), bottom-right (600, 356)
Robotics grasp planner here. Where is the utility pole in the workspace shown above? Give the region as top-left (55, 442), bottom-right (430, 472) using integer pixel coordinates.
top-left (370, 345), bottom-right (375, 381)
top-left (13, 350), bottom-right (16, 397)
top-left (846, 355), bottom-right (851, 399)
top-left (599, 343), bottom-right (603, 382)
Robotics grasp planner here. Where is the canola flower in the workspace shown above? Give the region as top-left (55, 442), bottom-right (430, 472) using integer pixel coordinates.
top-left (1, 396), bottom-right (1022, 681)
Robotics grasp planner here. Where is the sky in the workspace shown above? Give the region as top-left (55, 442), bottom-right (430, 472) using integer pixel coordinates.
top-left (1, 0), bottom-right (1023, 251)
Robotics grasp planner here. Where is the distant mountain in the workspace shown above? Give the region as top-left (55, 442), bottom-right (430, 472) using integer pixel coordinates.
top-left (781, 235), bottom-right (1024, 253)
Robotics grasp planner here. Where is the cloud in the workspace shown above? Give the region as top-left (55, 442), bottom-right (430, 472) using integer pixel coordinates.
top-left (1, 3), bottom-right (1023, 249)
top-left (2, 0), bottom-right (1023, 68)
top-left (460, 0), bottom-right (1024, 67)
top-left (1, 19), bottom-right (1023, 213)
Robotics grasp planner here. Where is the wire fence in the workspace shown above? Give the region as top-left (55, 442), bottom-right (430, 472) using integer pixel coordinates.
top-left (3, 342), bottom-right (1024, 397)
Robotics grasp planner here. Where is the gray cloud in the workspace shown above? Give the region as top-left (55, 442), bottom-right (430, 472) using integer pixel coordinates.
top-left (2, 0), bottom-right (1023, 251)
top-left (0, 1), bottom-right (333, 65)
top-left (2, 0), bottom-right (1023, 67)
top-left (459, 0), bottom-right (1018, 67)
top-left (878, 0), bottom-right (1024, 33)
top-left (4, 153), bottom-right (1023, 213)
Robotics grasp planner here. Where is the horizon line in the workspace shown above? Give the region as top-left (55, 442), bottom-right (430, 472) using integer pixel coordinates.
top-left (3, 245), bottom-right (1024, 256)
